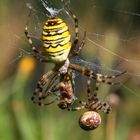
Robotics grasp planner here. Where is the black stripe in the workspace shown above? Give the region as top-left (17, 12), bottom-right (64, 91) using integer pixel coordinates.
top-left (42, 35), bottom-right (69, 42)
top-left (43, 25), bottom-right (68, 32)
top-left (48, 52), bottom-right (64, 57)
top-left (45, 20), bottom-right (64, 27)
top-left (47, 49), bottom-right (64, 54)
top-left (42, 29), bottom-right (69, 37)
top-left (43, 26), bottom-right (67, 33)
top-left (44, 39), bottom-right (64, 45)
top-left (44, 41), bottom-right (70, 49)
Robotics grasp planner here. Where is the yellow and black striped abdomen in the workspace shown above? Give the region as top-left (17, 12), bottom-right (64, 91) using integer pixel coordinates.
top-left (42, 17), bottom-right (71, 63)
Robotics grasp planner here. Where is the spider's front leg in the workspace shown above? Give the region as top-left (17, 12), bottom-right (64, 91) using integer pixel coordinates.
top-left (25, 8), bottom-right (48, 62)
top-left (96, 70), bottom-right (127, 86)
top-left (64, 5), bottom-right (79, 47)
top-left (64, 5), bottom-right (86, 56)
top-left (72, 31), bottom-right (86, 56)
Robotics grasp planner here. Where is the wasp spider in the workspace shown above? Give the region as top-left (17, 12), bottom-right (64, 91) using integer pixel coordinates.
top-left (24, 5), bottom-right (126, 110)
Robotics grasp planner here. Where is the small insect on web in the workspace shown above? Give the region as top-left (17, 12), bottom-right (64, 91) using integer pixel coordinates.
top-left (24, 1), bottom-right (126, 130)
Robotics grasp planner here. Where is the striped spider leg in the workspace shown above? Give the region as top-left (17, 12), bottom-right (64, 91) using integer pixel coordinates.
top-left (32, 64), bottom-right (77, 109)
top-left (24, 7), bottom-right (49, 63)
top-left (31, 66), bottom-right (60, 106)
top-left (64, 5), bottom-right (87, 57)
top-left (67, 63), bottom-right (126, 113)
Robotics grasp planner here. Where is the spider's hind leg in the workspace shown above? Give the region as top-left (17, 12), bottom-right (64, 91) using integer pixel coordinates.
top-left (96, 70), bottom-right (127, 86)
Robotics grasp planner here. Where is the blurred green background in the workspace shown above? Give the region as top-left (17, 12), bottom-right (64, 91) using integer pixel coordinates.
top-left (0, 0), bottom-right (140, 140)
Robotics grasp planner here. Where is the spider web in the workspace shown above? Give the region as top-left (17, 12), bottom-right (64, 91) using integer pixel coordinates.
top-left (7, 0), bottom-right (140, 99)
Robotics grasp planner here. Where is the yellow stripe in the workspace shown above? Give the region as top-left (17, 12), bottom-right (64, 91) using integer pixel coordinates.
top-left (43, 38), bottom-right (64, 44)
top-left (42, 31), bottom-right (70, 41)
top-left (57, 26), bottom-right (68, 34)
top-left (42, 31), bottom-right (56, 36)
top-left (43, 36), bottom-right (71, 48)
top-left (44, 41), bottom-right (71, 52)
top-left (46, 46), bottom-right (71, 62)
top-left (58, 36), bottom-right (71, 46)
top-left (42, 26), bottom-right (68, 36)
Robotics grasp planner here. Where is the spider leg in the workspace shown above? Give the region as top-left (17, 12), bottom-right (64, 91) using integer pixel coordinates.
top-left (31, 66), bottom-right (59, 104)
top-left (72, 31), bottom-right (86, 56)
top-left (68, 105), bottom-right (85, 111)
top-left (34, 97), bottom-right (57, 106)
top-left (69, 63), bottom-right (126, 98)
top-left (25, 8), bottom-right (48, 62)
top-left (87, 76), bottom-right (92, 98)
top-left (69, 63), bottom-right (98, 98)
top-left (32, 88), bottom-right (55, 106)
top-left (90, 71), bottom-right (126, 105)
top-left (64, 5), bottom-right (79, 48)
top-left (67, 100), bottom-right (87, 111)
top-left (31, 70), bottom-right (54, 100)
top-left (96, 70), bottom-right (127, 85)
top-left (65, 5), bottom-right (87, 57)
top-left (105, 71), bottom-right (127, 79)
top-left (42, 72), bottom-right (60, 98)
top-left (69, 63), bottom-right (126, 80)
top-left (87, 95), bottom-right (112, 113)
top-left (92, 79), bottom-right (100, 98)
top-left (37, 81), bottom-right (63, 106)
top-left (101, 102), bottom-right (112, 114)
top-left (32, 74), bottom-right (59, 106)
